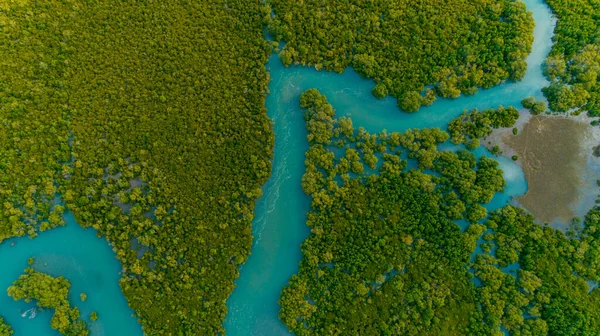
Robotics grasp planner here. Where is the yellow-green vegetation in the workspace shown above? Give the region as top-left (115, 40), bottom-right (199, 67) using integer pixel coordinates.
top-left (448, 106), bottom-right (520, 148)
top-left (474, 206), bottom-right (600, 335)
top-left (542, 0), bottom-right (600, 115)
top-left (279, 89), bottom-right (506, 334)
top-left (79, 293), bottom-right (86, 302)
top-left (7, 268), bottom-right (88, 335)
top-left (0, 316), bottom-right (12, 336)
top-left (89, 312), bottom-right (97, 322)
top-left (521, 96), bottom-right (547, 114)
top-left (280, 89), bottom-right (600, 335)
top-left (0, 0), bottom-right (70, 242)
top-left (269, 0), bottom-right (534, 112)
top-left (0, 0), bottom-right (273, 334)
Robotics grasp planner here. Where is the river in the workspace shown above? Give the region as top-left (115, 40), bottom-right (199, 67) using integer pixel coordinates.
top-left (224, 0), bottom-right (553, 334)
top-left (0, 0), bottom-right (554, 335)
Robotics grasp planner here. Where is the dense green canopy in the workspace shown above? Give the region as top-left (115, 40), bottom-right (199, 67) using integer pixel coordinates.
top-left (0, 316), bottom-right (12, 336)
top-left (7, 268), bottom-right (88, 335)
top-left (0, 0), bottom-right (273, 334)
top-left (269, 0), bottom-right (534, 112)
top-left (521, 96), bottom-right (547, 114)
top-left (448, 106), bottom-right (520, 148)
top-left (2, 0), bottom-right (599, 334)
top-left (0, 0), bottom-right (71, 243)
top-left (280, 89), bottom-right (502, 334)
top-left (542, 0), bottom-right (600, 115)
top-left (280, 89), bottom-right (600, 336)
top-left (476, 206), bottom-right (600, 335)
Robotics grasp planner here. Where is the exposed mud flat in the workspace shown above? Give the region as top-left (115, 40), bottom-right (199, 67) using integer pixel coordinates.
top-left (485, 111), bottom-right (600, 228)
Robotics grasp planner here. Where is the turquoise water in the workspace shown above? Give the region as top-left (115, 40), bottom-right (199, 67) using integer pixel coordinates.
top-left (0, 211), bottom-right (143, 336)
top-left (225, 0), bottom-right (554, 334)
top-left (0, 0), bottom-right (553, 335)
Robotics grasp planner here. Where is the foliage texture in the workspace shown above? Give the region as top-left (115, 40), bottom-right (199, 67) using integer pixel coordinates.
top-left (0, 0), bottom-right (273, 333)
top-left (280, 89), bottom-right (600, 336)
top-left (7, 268), bottom-right (88, 335)
top-left (0, 316), bottom-right (12, 336)
top-left (279, 89), bottom-right (503, 334)
top-left (269, 0), bottom-right (534, 112)
top-left (448, 106), bottom-right (520, 148)
top-left (542, 0), bottom-right (600, 115)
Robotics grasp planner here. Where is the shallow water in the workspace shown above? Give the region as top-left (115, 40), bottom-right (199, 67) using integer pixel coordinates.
top-left (225, 0), bottom-right (553, 334)
top-left (0, 211), bottom-right (143, 335)
top-left (0, 0), bottom-right (554, 335)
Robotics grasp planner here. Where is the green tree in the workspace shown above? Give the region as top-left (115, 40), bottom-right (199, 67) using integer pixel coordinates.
top-left (280, 89), bottom-right (509, 335)
top-left (0, 316), bottom-right (13, 336)
top-left (0, 1), bottom-right (275, 333)
top-left (7, 268), bottom-right (88, 335)
top-left (269, 0), bottom-right (534, 112)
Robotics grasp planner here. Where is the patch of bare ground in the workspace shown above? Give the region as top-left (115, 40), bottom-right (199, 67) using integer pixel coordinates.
top-left (486, 111), bottom-right (600, 227)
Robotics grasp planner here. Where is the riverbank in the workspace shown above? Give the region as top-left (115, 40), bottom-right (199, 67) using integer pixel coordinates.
top-left (485, 111), bottom-right (600, 227)
top-left (225, 0), bottom-right (555, 333)
top-left (0, 212), bottom-right (143, 336)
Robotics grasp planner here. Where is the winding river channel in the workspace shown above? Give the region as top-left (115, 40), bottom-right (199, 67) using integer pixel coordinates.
top-left (0, 0), bottom-right (554, 335)
top-left (225, 0), bottom-right (553, 334)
